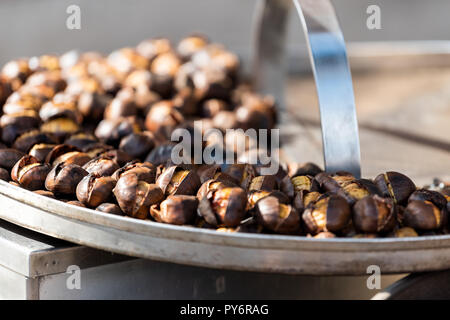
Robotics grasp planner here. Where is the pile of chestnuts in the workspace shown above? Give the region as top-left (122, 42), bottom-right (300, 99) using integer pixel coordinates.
top-left (0, 35), bottom-right (448, 238)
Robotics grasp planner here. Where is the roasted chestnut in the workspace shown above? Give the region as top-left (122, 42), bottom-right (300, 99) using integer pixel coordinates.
top-left (12, 130), bottom-right (57, 153)
top-left (0, 148), bottom-right (26, 170)
top-left (11, 155), bottom-right (51, 190)
top-left (374, 171), bottom-right (416, 204)
top-left (197, 186), bottom-right (247, 227)
top-left (302, 195), bottom-right (351, 234)
top-left (45, 163), bottom-right (88, 195)
top-left (353, 195), bottom-right (397, 234)
top-left (144, 101), bottom-right (184, 139)
top-left (408, 189), bottom-right (447, 210)
top-left (111, 161), bottom-right (156, 183)
top-left (118, 132), bottom-right (155, 160)
top-left (403, 200), bottom-right (443, 230)
top-left (113, 173), bottom-right (164, 219)
top-left (254, 196), bottom-right (301, 234)
top-left (76, 173), bottom-right (116, 208)
top-left (156, 166), bottom-right (201, 196)
top-left (96, 203), bottom-right (124, 216)
top-left (150, 195), bottom-right (198, 225)
top-left (249, 175), bottom-right (277, 192)
top-left (82, 157), bottom-right (120, 177)
top-left (45, 144), bottom-right (91, 167)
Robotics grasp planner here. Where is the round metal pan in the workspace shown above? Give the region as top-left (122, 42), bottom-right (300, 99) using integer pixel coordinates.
top-left (1, 179), bottom-right (450, 276)
top-left (1, 42), bottom-right (450, 275)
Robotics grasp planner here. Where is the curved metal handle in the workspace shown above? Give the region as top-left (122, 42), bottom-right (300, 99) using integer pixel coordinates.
top-left (252, 0), bottom-right (361, 178)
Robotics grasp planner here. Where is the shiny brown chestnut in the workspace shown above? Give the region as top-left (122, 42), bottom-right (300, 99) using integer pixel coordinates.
top-left (292, 191), bottom-right (322, 213)
top-left (111, 161), bottom-right (156, 183)
top-left (1, 111), bottom-right (41, 144)
top-left (248, 175), bottom-right (277, 192)
top-left (78, 92), bottom-right (111, 121)
top-left (144, 101), bottom-right (184, 139)
top-left (45, 163), bottom-right (88, 195)
top-left (254, 196), bottom-right (301, 234)
top-left (0, 148), bottom-right (26, 170)
top-left (408, 189), bottom-right (447, 210)
top-left (12, 130), bottom-right (57, 153)
top-left (82, 157), bottom-right (120, 177)
top-left (76, 173), bottom-right (116, 208)
top-left (118, 132), bottom-right (155, 160)
top-left (94, 117), bottom-right (141, 146)
top-left (403, 200), bottom-right (443, 230)
top-left (64, 132), bottom-right (98, 150)
top-left (11, 155), bottom-right (51, 190)
top-left (223, 163), bottom-right (256, 190)
top-left (113, 173), bottom-right (164, 219)
top-left (40, 117), bottom-right (80, 141)
top-left (45, 144), bottom-right (91, 167)
top-left (150, 195), bottom-right (198, 225)
top-left (374, 171), bottom-right (416, 204)
top-left (28, 143), bottom-right (56, 162)
top-left (302, 195), bottom-right (351, 234)
top-left (144, 142), bottom-right (176, 166)
top-left (353, 195), bottom-right (397, 234)
top-left (247, 189), bottom-right (290, 210)
top-left (98, 149), bottom-right (134, 167)
top-left (96, 203), bottom-right (124, 216)
top-left (197, 186), bottom-right (247, 227)
top-left (104, 95), bottom-right (138, 120)
top-left (156, 166), bottom-right (201, 196)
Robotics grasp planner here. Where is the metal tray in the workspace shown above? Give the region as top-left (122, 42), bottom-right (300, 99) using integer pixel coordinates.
top-left (1, 38), bottom-right (450, 275)
top-left (1, 178), bottom-right (450, 276)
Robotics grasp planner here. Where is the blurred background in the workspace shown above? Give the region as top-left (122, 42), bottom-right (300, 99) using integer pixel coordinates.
top-left (0, 0), bottom-right (449, 183)
top-left (1, 0), bottom-right (449, 65)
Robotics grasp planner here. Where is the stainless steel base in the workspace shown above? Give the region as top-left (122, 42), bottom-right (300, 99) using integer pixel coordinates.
top-left (0, 220), bottom-right (404, 299)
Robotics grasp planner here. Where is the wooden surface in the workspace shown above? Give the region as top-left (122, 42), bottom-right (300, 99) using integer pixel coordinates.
top-left (282, 67), bottom-right (450, 185)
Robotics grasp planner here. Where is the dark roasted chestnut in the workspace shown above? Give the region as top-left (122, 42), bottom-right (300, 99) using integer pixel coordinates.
top-left (408, 189), bottom-right (447, 210)
top-left (45, 144), bottom-right (91, 167)
top-left (76, 173), bottom-right (116, 208)
top-left (113, 173), bottom-right (164, 219)
top-left (156, 165), bottom-right (201, 196)
top-left (150, 195), bottom-right (198, 225)
top-left (353, 195), bottom-right (397, 234)
top-left (302, 195), bottom-right (351, 234)
top-left (12, 130), bottom-right (57, 153)
top-left (403, 200), bottom-right (443, 230)
top-left (11, 155), bottom-right (51, 190)
top-left (82, 157), bottom-right (120, 177)
top-left (111, 161), bottom-right (156, 183)
top-left (249, 175), bottom-right (277, 192)
top-left (374, 171), bottom-right (416, 204)
top-left (118, 132), bottom-right (155, 160)
top-left (197, 186), bottom-right (247, 227)
top-left (254, 196), bottom-right (301, 234)
top-left (45, 163), bottom-right (88, 195)
top-left (96, 203), bottom-right (124, 216)
top-left (0, 148), bottom-right (26, 170)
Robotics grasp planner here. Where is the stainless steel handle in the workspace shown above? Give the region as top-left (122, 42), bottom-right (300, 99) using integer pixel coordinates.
top-left (252, 0), bottom-right (362, 178)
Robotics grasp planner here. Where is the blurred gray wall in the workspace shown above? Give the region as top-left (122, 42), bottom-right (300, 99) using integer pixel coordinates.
top-left (0, 0), bottom-right (449, 66)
